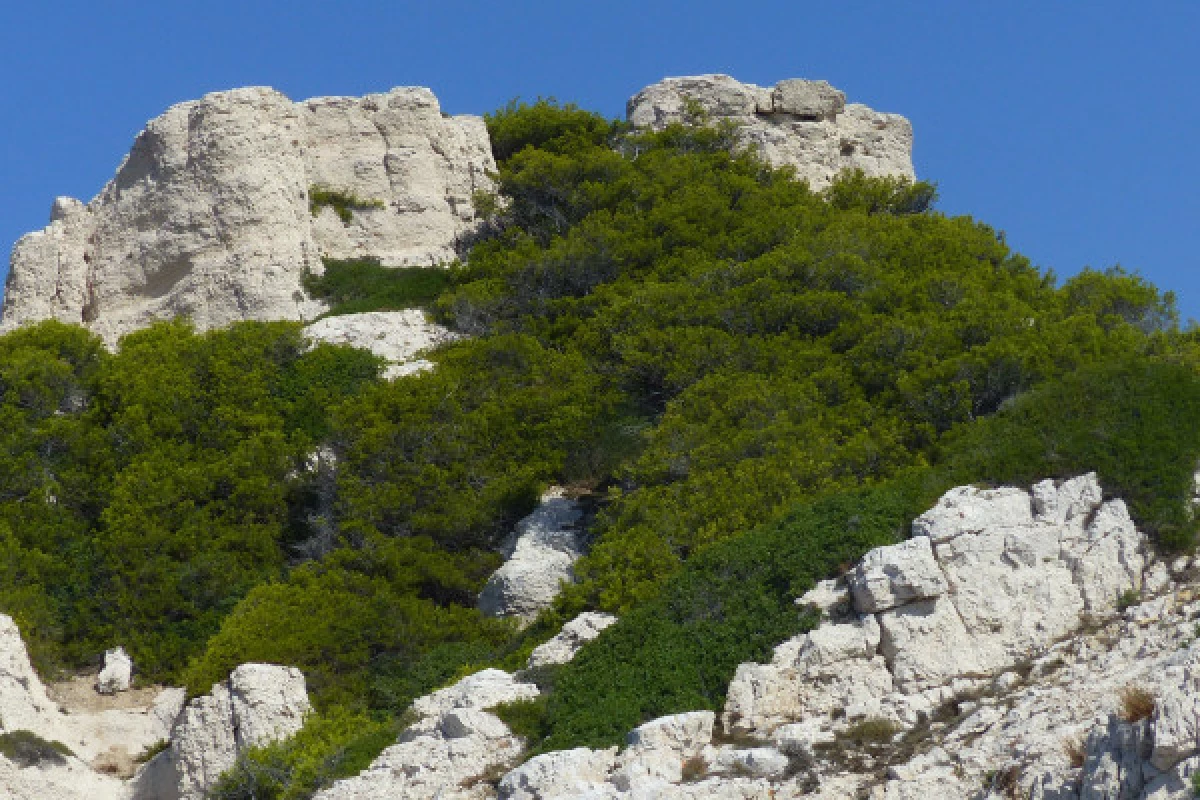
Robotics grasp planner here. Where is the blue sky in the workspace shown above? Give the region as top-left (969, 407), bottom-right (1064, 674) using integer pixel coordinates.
top-left (3, 2), bottom-right (1199, 318)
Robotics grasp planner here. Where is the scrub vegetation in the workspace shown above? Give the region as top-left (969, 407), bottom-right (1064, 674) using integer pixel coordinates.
top-left (0, 98), bottom-right (1196, 797)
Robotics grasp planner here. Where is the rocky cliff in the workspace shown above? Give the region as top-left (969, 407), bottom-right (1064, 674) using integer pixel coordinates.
top-left (628, 75), bottom-right (914, 190)
top-left (1, 86), bottom-right (495, 344)
top-left (1, 76), bottom-right (914, 345)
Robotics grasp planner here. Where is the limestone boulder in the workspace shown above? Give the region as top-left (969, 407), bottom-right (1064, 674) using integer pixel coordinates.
top-left (848, 536), bottom-right (947, 613)
top-left (478, 492), bottom-right (586, 623)
top-left (497, 747), bottom-right (619, 799)
top-left (527, 612), bottom-right (618, 669)
top-left (627, 75), bottom-right (914, 190)
top-left (94, 646), bottom-right (133, 695)
top-left (3, 86), bottom-right (494, 345)
top-left (132, 663), bottom-right (311, 800)
top-left (910, 484), bottom-right (1033, 543)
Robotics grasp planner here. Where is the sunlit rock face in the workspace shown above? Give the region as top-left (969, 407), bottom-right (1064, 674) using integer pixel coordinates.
top-left (2, 86), bottom-right (494, 346)
top-left (627, 74), bottom-right (915, 190)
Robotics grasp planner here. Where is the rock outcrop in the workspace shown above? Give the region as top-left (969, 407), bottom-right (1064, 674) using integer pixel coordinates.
top-left (478, 489), bottom-right (587, 623)
top-left (303, 309), bottom-right (462, 379)
top-left (95, 646), bottom-right (133, 695)
top-left (314, 669), bottom-right (540, 800)
top-left (2, 86), bottom-right (494, 345)
top-left (132, 663), bottom-right (311, 800)
top-left (526, 611), bottom-right (617, 669)
top-left (627, 74), bottom-right (914, 190)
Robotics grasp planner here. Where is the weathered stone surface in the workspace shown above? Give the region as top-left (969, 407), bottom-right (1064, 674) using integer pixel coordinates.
top-left (133, 663), bottom-right (311, 800)
top-left (95, 646), bottom-right (133, 695)
top-left (527, 612), bottom-right (618, 669)
top-left (315, 668), bottom-right (538, 800)
top-left (627, 74), bottom-right (914, 190)
top-left (2, 86), bottom-right (494, 345)
top-left (303, 309), bottom-right (461, 379)
top-left (497, 747), bottom-right (618, 799)
top-left (849, 536), bottom-right (947, 613)
top-left (0, 614), bottom-right (60, 733)
top-left (1151, 653), bottom-right (1200, 770)
top-left (911, 484), bottom-right (1034, 543)
top-left (411, 668), bottom-right (539, 719)
top-left (478, 491), bottom-right (586, 622)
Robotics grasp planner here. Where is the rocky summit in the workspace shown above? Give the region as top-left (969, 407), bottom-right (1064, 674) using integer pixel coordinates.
top-left (1, 86), bottom-right (495, 345)
top-left (1, 75), bottom-right (914, 345)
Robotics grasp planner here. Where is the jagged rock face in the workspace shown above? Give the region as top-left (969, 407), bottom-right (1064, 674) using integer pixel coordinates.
top-left (724, 474), bottom-right (1144, 736)
top-left (132, 663), bottom-right (311, 800)
top-left (2, 86), bottom-right (494, 345)
top-left (627, 74), bottom-right (914, 190)
top-left (303, 309), bottom-right (462, 379)
top-left (478, 490), bottom-right (586, 624)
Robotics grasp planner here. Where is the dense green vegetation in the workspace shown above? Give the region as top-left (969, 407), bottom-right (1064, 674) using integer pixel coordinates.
top-left (303, 258), bottom-right (457, 318)
top-left (0, 97), bottom-right (1194, 795)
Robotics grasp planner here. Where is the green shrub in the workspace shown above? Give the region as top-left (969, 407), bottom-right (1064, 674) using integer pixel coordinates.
top-left (538, 478), bottom-right (931, 751)
top-left (0, 730), bottom-right (73, 767)
top-left (207, 708), bottom-right (401, 800)
top-left (489, 696), bottom-right (550, 744)
top-left (308, 187), bottom-right (385, 224)
top-left (303, 258), bottom-right (458, 317)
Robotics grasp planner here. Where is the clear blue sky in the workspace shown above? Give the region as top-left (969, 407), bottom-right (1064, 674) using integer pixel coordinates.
top-left (4, 2), bottom-right (1199, 319)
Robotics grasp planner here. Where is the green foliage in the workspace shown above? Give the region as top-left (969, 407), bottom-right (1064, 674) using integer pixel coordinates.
top-left (308, 187), bottom-right (385, 224)
top-left (485, 98), bottom-right (616, 163)
top-left (207, 708), bottom-right (400, 800)
top-left (937, 357), bottom-right (1200, 551)
top-left (0, 730), bottom-right (72, 767)
top-left (822, 169), bottom-right (938, 214)
top-left (538, 479), bottom-right (929, 750)
top-left (303, 258), bottom-right (458, 317)
top-left (185, 535), bottom-right (509, 709)
top-left (489, 696), bottom-right (550, 743)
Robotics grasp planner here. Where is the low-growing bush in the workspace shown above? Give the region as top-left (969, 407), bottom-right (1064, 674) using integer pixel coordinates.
top-left (303, 258), bottom-right (458, 317)
top-left (1118, 686), bottom-right (1156, 722)
top-left (537, 477), bottom-right (932, 751)
top-left (489, 696), bottom-right (550, 744)
top-left (841, 717), bottom-right (899, 745)
top-left (0, 730), bottom-right (73, 767)
top-left (308, 187), bottom-right (385, 224)
top-left (207, 708), bottom-right (401, 800)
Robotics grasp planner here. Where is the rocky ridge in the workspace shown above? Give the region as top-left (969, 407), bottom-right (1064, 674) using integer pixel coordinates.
top-left (628, 74), bottom-right (914, 190)
top-left (2, 86), bottom-right (495, 345)
top-left (3, 76), bottom-right (914, 346)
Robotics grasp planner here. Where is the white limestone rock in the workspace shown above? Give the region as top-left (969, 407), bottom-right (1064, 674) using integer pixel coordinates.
top-left (723, 616), bottom-right (892, 734)
top-left (848, 536), bottom-right (947, 613)
top-left (133, 663), bottom-right (311, 800)
top-left (478, 491), bottom-right (586, 623)
top-left (95, 646), bottom-right (133, 695)
top-left (527, 612), bottom-right (618, 669)
top-left (0, 614), bottom-right (60, 733)
top-left (315, 669), bottom-right (538, 800)
top-left (303, 309), bottom-right (462, 379)
top-left (497, 747), bottom-right (618, 799)
top-left (0, 753), bottom-right (128, 800)
top-left (1151, 653), bottom-right (1200, 770)
top-left (410, 668), bottom-right (539, 719)
top-left (627, 74), bottom-right (914, 190)
top-left (3, 86), bottom-right (494, 345)
top-left (911, 484), bottom-right (1034, 543)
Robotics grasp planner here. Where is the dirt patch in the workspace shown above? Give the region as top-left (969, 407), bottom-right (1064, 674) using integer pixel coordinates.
top-left (47, 674), bottom-right (164, 714)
